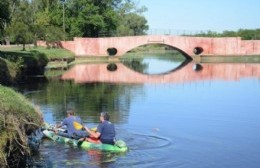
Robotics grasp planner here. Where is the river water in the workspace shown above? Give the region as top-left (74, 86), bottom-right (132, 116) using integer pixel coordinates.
top-left (16, 53), bottom-right (260, 168)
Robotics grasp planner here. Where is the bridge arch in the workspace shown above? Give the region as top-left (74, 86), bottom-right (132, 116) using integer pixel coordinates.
top-left (122, 43), bottom-right (193, 60)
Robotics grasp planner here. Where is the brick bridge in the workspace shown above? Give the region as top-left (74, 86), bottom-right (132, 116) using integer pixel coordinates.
top-left (38, 35), bottom-right (260, 58)
top-left (61, 63), bottom-right (260, 84)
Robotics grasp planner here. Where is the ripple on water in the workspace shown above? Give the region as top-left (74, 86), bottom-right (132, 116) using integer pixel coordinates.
top-left (32, 128), bottom-right (172, 167)
top-left (122, 132), bottom-right (172, 150)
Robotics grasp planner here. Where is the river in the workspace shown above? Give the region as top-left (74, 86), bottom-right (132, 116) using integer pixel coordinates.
top-left (16, 53), bottom-right (260, 168)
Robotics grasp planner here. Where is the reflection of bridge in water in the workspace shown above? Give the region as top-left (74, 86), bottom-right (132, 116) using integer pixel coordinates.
top-left (61, 63), bottom-right (260, 84)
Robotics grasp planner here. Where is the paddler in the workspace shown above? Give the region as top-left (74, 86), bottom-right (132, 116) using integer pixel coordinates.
top-left (79, 112), bottom-right (116, 145)
top-left (55, 109), bottom-right (89, 139)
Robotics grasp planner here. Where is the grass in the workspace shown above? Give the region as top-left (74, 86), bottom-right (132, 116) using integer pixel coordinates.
top-left (0, 58), bottom-right (19, 85)
top-left (32, 46), bottom-right (74, 60)
top-left (0, 85), bottom-right (42, 167)
top-left (0, 45), bottom-right (75, 80)
top-left (0, 49), bottom-right (48, 80)
top-left (0, 45), bottom-right (74, 60)
top-left (71, 56), bottom-right (117, 65)
top-left (201, 55), bottom-right (260, 63)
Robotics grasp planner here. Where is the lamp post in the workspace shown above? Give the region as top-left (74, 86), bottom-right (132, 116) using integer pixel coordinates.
top-left (61, 0), bottom-right (66, 40)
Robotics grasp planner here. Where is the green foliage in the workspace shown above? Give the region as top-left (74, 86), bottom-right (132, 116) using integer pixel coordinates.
top-left (31, 46), bottom-right (74, 60)
top-left (2, 0), bottom-right (149, 43)
top-left (194, 29), bottom-right (260, 40)
top-left (0, 50), bottom-right (48, 77)
top-left (0, 58), bottom-right (18, 85)
top-left (115, 1), bottom-right (148, 36)
top-left (65, 0), bottom-right (119, 37)
top-left (222, 30), bottom-right (237, 37)
top-left (118, 13), bottom-right (148, 36)
top-left (7, 21), bottom-right (33, 50)
top-left (0, 86), bottom-right (40, 119)
top-left (45, 26), bottom-right (64, 46)
top-left (24, 80), bottom-right (134, 122)
top-left (5, 0), bottom-right (34, 48)
top-left (0, 0), bottom-right (10, 32)
top-left (237, 29), bottom-right (260, 40)
top-left (0, 85), bottom-right (42, 167)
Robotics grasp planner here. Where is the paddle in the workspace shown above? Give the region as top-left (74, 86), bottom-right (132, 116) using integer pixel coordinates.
top-left (73, 121), bottom-right (84, 130)
top-left (73, 122), bottom-right (97, 131)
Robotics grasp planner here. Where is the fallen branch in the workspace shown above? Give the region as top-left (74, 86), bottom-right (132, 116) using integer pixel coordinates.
top-left (22, 119), bottom-right (40, 127)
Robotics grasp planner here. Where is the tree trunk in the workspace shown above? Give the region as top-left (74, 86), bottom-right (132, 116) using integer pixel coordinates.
top-left (5, 37), bottom-right (10, 45)
top-left (22, 43), bottom-right (26, 51)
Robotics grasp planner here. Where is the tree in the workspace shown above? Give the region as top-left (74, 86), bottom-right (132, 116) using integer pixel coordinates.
top-left (0, 0), bottom-right (18, 44)
top-left (5, 0), bottom-right (34, 50)
top-left (45, 25), bottom-right (64, 48)
top-left (237, 29), bottom-right (260, 40)
top-left (3, 0), bottom-right (150, 45)
top-left (115, 0), bottom-right (148, 36)
top-left (119, 13), bottom-right (148, 36)
top-left (0, 0), bottom-right (10, 39)
top-left (65, 0), bottom-right (119, 37)
top-left (7, 21), bottom-right (33, 50)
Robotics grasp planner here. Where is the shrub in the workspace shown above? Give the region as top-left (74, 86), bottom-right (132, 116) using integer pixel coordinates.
top-left (0, 86), bottom-right (43, 168)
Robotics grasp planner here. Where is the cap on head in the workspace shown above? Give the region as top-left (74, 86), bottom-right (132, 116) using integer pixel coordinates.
top-left (100, 112), bottom-right (110, 121)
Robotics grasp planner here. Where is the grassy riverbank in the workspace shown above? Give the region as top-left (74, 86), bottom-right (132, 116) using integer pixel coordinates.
top-left (0, 45), bottom-right (75, 84)
top-left (0, 86), bottom-right (43, 168)
top-left (0, 58), bottom-right (18, 85)
top-left (0, 45), bottom-right (74, 60)
top-left (200, 55), bottom-right (260, 63)
top-left (0, 49), bottom-right (48, 84)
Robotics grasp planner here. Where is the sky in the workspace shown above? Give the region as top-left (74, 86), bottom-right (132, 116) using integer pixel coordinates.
top-left (139, 0), bottom-right (260, 33)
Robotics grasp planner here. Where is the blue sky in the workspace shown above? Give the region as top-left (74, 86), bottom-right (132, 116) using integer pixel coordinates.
top-left (139, 0), bottom-right (260, 33)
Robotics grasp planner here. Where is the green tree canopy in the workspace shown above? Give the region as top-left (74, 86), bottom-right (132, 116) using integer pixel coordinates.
top-left (193, 29), bottom-right (260, 40)
top-left (0, 0), bottom-right (10, 32)
top-left (2, 0), bottom-right (149, 45)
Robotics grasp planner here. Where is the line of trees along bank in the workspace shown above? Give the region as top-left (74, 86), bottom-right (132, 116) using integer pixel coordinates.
top-left (0, 0), bottom-right (149, 46)
top-left (192, 29), bottom-right (260, 40)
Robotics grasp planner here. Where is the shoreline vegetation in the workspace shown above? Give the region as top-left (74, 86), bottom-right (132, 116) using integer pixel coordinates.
top-left (0, 45), bottom-right (74, 84)
top-left (0, 45), bottom-right (73, 167)
top-left (0, 86), bottom-right (43, 168)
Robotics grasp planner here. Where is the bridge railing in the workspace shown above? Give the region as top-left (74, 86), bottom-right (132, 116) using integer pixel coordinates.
top-left (95, 29), bottom-right (216, 37)
top-left (145, 29), bottom-right (204, 36)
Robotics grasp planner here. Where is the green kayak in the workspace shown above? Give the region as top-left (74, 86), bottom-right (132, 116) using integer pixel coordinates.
top-left (43, 130), bottom-right (128, 152)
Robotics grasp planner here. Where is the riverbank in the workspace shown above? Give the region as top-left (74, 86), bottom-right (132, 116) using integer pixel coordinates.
top-left (0, 45), bottom-right (74, 84)
top-left (0, 86), bottom-right (43, 168)
top-left (0, 45), bottom-right (72, 166)
top-left (200, 55), bottom-right (260, 63)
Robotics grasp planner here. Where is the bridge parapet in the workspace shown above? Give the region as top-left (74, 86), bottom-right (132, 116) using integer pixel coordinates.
top-left (37, 35), bottom-right (260, 57)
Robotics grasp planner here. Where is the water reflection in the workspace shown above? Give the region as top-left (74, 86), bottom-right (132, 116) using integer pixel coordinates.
top-left (16, 60), bottom-right (260, 168)
top-left (21, 82), bottom-right (141, 124)
top-left (61, 63), bottom-right (260, 84)
top-left (121, 52), bottom-right (191, 75)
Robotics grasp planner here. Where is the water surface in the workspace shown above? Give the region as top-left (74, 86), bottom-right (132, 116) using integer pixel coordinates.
top-left (17, 55), bottom-right (260, 168)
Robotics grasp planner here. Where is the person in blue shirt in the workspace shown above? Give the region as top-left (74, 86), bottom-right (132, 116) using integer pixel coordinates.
top-left (55, 109), bottom-right (88, 139)
top-left (80, 112), bottom-right (116, 145)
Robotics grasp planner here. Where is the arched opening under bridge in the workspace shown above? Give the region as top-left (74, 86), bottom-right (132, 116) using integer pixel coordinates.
top-left (123, 43), bottom-right (193, 60)
top-left (121, 44), bottom-right (192, 75)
